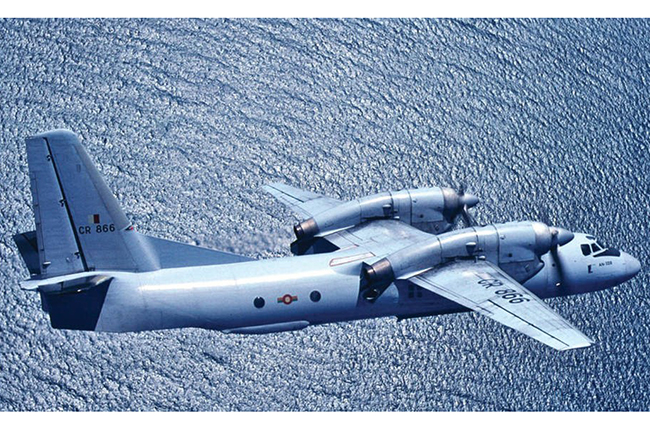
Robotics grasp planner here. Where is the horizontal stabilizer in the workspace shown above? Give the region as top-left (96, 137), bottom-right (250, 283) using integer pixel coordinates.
top-left (37, 274), bottom-right (113, 331)
top-left (144, 235), bottom-right (254, 269)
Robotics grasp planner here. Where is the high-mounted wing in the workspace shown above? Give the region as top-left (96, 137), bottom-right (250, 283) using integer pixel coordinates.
top-left (263, 182), bottom-right (342, 219)
top-left (264, 183), bottom-right (436, 256)
top-left (409, 260), bottom-right (594, 351)
top-left (328, 219), bottom-right (435, 257)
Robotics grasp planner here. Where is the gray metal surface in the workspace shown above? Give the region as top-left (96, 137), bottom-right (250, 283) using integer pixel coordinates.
top-left (264, 182), bottom-right (342, 219)
top-left (410, 260), bottom-right (593, 351)
top-left (1, 18), bottom-right (649, 411)
top-left (26, 136), bottom-right (85, 276)
top-left (27, 130), bottom-right (160, 273)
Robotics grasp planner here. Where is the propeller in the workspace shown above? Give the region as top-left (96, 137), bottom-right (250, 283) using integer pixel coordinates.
top-left (536, 206), bottom-right (574, 270)
top-left (548, 226), bottom-right (574, 285)
top-left (456, 183), bottom-right (479, 228)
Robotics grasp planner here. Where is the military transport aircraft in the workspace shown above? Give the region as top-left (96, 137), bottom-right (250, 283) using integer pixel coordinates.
top-left (14, 130), bottom-right (641, 351)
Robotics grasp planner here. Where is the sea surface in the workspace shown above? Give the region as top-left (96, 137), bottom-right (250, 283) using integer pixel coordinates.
top-left (0, 19), bottom-right (648, 411)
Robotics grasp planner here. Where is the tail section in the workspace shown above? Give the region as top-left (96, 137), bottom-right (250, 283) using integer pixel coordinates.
top-left (23, 130), bottom-right (159, 277)
top-left (15, 129), bottom-right (256, 331)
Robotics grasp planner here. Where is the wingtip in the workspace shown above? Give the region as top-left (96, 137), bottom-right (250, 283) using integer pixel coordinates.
top-left (264, 181), bottom-right (288, 189)
top-left (27, 129), bottom-right (78, 141)
top-left (262, 183), bottom-right (282, 194)
top-left (558, 340), bottom-right (594, 351)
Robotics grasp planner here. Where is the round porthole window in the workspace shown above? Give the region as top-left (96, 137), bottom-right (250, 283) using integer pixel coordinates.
top-left (253, 297), bottom-right (265, 308)
top-left (310, 290), bottom-right (321, 302)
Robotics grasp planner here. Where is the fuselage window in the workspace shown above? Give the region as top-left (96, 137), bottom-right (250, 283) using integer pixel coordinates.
top-left (581, 244), bottom-right (591, 256)
top-left (310, 291), bottom-right (321, 302)
top-left (253, 297), bottom-right (265, 308)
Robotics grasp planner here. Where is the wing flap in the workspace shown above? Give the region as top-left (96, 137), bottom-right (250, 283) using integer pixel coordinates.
top-left (410, 260), bottom-right (593, 351)
top-left (329, 219), bottom-right (435, 257)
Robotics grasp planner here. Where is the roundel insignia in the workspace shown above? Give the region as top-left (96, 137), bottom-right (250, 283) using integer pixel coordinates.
top-left (277, 294), bottom-right (298, 305)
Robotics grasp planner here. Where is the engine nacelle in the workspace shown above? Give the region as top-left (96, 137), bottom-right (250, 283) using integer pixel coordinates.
top-left (359, 221), bottom-right (574, 302)
top-left (294, 187), bottom-right (478, 241)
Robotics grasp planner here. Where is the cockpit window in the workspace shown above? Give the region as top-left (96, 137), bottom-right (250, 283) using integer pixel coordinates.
top-left (581, 244), bottom-right (591, 256)
top-left (591, 243), bottom-right (601, 253)
top-left (595, 248), bottom-right (621, 258)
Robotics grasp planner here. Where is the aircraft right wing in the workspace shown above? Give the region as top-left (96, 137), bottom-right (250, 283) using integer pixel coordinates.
top-left (409, 260), bottom-right (594, 351)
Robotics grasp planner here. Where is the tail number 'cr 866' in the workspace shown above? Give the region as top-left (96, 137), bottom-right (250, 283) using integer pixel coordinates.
top-left (478, 279), bottom-right (530, 304)
top-left (78, 224), bottom-right (115, 234)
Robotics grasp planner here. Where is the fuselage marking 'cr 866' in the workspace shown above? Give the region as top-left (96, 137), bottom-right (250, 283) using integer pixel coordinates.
top-left (478, 278), bottom-right (531, 304)
top-left (78, 223), bottom-right (115, 235)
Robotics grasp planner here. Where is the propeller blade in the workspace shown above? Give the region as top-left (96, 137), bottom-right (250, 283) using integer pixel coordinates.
top-left (550, 227), bottom-right (574, 247)
top-left (548, 226), bottom-right (574, 283)
top-left (457, 190), bottom-right (479, 228)
top-left (550, 243), bottom-right (565, 282)
top-left (461, 205), bottom-right (475, 227)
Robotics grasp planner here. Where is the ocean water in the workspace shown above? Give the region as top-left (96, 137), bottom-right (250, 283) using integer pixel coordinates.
top-left (0, 18), bottom-right (648, 411)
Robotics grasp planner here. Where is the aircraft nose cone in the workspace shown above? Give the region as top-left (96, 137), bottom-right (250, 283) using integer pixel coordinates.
top-left (551, 227), bottom-right (575, 246)
top-left (624, 253), bottom-right (641, 279)
top-left (460, 193), bottom-right (479, 208)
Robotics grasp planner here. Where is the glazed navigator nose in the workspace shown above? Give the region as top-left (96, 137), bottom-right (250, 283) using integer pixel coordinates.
top-left (624, 253), bottom-right (641, 280)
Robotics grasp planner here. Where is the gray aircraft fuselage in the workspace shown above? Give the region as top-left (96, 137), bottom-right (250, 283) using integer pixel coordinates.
top-left (88, 229), bottom-right (638, 334)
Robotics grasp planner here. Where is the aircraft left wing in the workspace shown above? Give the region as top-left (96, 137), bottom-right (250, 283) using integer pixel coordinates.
top-left (409, 260), bottom-right (594, 351)
top-left (265, 183), bottom-right (438, 256)
top-left (263, 182), bottom-right (342, 219)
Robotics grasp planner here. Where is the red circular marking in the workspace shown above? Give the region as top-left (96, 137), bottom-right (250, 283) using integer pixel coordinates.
top-left (282, 294), bottom-right (293, 305)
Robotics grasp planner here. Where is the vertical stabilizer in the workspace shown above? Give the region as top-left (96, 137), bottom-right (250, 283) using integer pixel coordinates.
top-left (25, 130), bottom-right (159, 277)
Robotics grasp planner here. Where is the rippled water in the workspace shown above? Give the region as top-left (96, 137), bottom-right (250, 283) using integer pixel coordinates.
top-left (0, 18), bottom-right (648, 411)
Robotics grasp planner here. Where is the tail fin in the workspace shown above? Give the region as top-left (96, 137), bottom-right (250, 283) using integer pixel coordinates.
top-left (24, 130), bottom-right (159, 277)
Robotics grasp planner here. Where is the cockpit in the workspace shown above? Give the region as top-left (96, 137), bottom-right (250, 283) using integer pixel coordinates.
top-left (553, 232), bottom-right (640, 294)
top-left (579, 236), bottom-right (620, 258)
